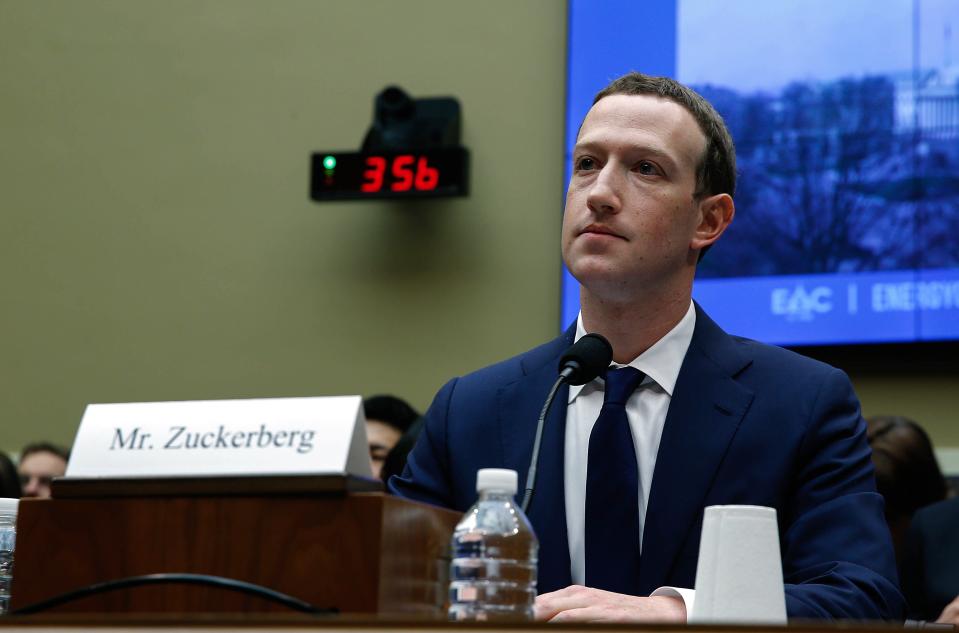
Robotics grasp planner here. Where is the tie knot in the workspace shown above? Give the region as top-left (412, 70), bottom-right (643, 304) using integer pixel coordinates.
top-left (602, 366), bottom-right (645, 406)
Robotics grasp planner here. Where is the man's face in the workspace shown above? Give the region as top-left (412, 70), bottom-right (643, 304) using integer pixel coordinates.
top-left (561, 94), bottom-right (713, 301)
top-left (18, 450), bottom-right (67, 498)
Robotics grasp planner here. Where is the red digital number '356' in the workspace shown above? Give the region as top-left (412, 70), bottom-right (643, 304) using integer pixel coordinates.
top-left (361, 155), bottom-right (439, 193)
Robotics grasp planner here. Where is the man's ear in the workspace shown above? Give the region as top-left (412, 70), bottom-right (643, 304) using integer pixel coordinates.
top-left (691, 193), bottom-right (734, 251)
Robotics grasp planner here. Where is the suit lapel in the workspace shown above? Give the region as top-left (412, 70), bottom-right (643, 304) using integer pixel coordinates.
top-left (638, 306), bottom-right (755, 594)
top-left (498, 327), bottom-right (575, 593)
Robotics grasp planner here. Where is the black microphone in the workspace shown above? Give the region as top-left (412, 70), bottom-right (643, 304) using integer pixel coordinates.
top-left (558, 333), bottom-right (615, 386)
top-left (520, 333), bottom-right (613, 513)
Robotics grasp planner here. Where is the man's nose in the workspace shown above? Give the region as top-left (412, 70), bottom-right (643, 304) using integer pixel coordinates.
top-left (586, 164), bottom-right (622, 215)
top-left (23, 477), bottom-right (40, 496)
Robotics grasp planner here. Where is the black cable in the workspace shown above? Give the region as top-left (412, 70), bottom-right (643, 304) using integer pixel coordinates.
top-left (521, 374), bottom-right (566, 513)
top-left (11, 573), bottom-right (338, 615)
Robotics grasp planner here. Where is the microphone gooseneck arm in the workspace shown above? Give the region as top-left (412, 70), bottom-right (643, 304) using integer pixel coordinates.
top-left (519, 333), bottom-right (611, 515)
top-left (520, 364), bottom-right (577, 514)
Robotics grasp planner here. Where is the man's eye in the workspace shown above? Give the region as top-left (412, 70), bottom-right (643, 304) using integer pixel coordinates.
top-left (575, 157), bottom-right (597, 171)
top-left (637, 161), bottom-right (659, 175)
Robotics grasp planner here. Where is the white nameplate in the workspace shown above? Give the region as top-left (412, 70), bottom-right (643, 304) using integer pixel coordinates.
top-left (65, 396), bottom-right (373, 479)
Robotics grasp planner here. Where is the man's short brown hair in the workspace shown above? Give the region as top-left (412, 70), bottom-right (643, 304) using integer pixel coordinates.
top-left (20, 442), bottom-right (70, 463)
top-left (592, 72), bottom-right (737, 200)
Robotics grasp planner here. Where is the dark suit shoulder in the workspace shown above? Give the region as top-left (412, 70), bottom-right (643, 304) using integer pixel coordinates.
top-left (912, 496), bottom-right (959, 537)
top-left (692, 303), bottom-right (843, 385)
top-left (450, 327), bottom-right (574, 393)
top-left (692, 313), bottom-right (850, 418)
top-left (391, 328), bottom-right (574, 510)
top-left (731, 334), bottom-right (845, 378)
top-left (723, 335), bottom-right (862, 449)
top-left (903, 494), bottom-right (959, 618)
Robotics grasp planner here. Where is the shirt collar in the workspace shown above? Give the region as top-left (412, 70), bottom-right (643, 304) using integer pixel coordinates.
top-left (568, 301), bottom-right (696, 403)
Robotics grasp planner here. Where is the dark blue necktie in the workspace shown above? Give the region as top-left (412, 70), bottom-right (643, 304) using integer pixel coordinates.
top-left (585, 366), bottom-right (644, 595)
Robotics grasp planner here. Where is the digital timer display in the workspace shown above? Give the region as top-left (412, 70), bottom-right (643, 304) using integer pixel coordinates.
top-left (310, 147), bottom-right (469, 201)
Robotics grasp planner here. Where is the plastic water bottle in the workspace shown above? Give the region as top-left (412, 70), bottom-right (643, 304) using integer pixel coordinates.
top-left (448, 468), bottom-right (538, 621)
top-left (0, 499), bottom-right (17, 616)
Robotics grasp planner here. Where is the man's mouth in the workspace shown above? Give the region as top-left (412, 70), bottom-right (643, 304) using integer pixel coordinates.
top-left (581, 224), bottom-right (626, 240)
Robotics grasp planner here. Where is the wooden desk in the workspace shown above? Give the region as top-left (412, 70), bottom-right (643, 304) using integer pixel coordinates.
top-left (11, 481), bottom-right (459, 616)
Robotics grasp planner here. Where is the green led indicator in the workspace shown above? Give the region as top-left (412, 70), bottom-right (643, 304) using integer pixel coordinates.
top-left (323, 155), bottom-right (337, 170)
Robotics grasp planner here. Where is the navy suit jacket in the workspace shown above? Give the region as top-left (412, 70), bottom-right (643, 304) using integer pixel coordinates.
top-left (391, 305), bottom-right (904, 620)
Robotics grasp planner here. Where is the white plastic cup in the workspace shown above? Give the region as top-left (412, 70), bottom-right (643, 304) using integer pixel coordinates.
top-left (689, 505), bottom-right (787, 624)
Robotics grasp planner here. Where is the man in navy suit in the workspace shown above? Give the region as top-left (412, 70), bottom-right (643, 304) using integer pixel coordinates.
top-left (391, 72), bottom-right (903, 622)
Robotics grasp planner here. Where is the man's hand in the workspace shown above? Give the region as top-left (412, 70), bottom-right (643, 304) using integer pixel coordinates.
top-left (937, 594), bottom-right (959, 626)
top-left (534, 585), bottom-right (687, 623)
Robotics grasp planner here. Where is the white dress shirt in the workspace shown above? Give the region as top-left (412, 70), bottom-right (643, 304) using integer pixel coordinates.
top-left (564, 301), bottom-right (696, 608)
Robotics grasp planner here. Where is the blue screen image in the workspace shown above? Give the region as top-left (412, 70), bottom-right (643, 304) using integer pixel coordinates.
top-left (562, 0), bottom-right (959, 345)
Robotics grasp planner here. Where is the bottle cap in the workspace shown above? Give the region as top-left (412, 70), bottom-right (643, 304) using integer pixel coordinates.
top-left (0, 498), bottom-right (19, 517)
top-left (476, 468), bottom-right (518, 494)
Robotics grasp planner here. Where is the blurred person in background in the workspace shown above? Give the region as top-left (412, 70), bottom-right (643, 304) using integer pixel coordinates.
top-left (0, 453), bottom-right (21, 498)
top-left (17, 442), bottom-right (69, 498)
top-left (363, 395), bottom-right (419, 481)
top-left (866, 415), bottom-right (950, 566)
top-left (902, 496), bottom-right (959, 625)
top-left (866, 415), bottom-right (958, 625)
top-left (380, 417), bottom-right (424, 486)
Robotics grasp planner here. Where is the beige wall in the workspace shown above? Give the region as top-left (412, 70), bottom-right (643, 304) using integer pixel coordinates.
top-left (0, 0), bottom-right (567, 450)
top-left (857, 375), bottom-right (959, 469)
top-left (1, 1), bottom-right (955, 465)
